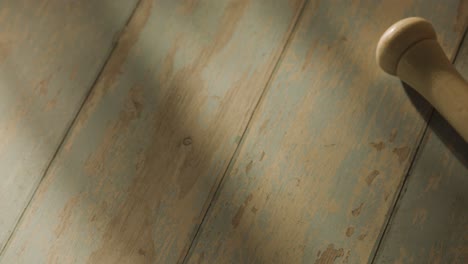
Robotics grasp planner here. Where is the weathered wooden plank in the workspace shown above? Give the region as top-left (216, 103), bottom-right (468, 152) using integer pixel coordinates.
top-left (0, 0), bottom-right (138, 252)
top-left (185, 1), bottom-right (466, 263)
top-left (374, 32), bottom-right (468, 264)
top-left (0, 0), bottom-right (305, 263)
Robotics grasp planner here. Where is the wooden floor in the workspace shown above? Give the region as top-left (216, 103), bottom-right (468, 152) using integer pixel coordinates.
top-left (0, 1), bottom-right (466, 263)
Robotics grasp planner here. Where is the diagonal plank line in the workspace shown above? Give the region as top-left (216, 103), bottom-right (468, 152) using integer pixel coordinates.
top-left (0, 0), bottom-right (143, 258)
top-left (179, 1), bottom-right (311, 263)
top-left (369, 26), bottom-right (468, 264)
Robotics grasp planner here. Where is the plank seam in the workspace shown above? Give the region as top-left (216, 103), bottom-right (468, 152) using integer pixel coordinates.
top-left (369, 26), bottom-right (468, 264)
top-left (0, 0), bottom-right (143, 259)
top-left (178, 1), bottom-right (311, 263)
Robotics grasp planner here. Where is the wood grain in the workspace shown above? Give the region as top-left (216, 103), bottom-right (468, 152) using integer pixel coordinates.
top-left (0, 0), bottom-right (305, 263)
top-left (185, 1), bottom-right (466, 263)
top-left (374, 32), bottom-right (468, 264)
top-left (0, 0), bottom-right (137, 252)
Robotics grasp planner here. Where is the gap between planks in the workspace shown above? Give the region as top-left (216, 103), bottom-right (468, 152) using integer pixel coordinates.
top-left (0, 0), bottom-right (143, 258)
top-left (179, 1), bottom-right (310, 263)
top-left (369, 26), bottom-right (468, 264)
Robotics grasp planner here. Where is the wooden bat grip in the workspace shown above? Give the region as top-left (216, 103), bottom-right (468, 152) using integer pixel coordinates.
top-left (377, 17), bottom-right (468, 142)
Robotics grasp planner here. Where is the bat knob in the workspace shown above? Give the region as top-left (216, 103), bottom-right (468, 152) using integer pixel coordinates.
top-left (376, 17), bottom-right (437, 76)
top-left (376, 17), bottom-right (468, 142)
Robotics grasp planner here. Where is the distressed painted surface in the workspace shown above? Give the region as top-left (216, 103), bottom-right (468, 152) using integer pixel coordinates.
top-left (374, 33), bottom-right (468, 264)
top-left (0, 0), bottom-right (305, 263)
top-left (185, 1), bottom-right (467, 263)
top-left (0, 0), bottom-right (137, 252)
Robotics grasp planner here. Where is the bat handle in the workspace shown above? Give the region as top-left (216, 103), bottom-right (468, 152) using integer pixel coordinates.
top-left (377, 17), bottom-right (468, 142)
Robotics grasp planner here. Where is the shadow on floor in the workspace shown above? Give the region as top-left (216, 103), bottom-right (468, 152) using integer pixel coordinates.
top-left (403, 82), bottom-right (468, 169)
